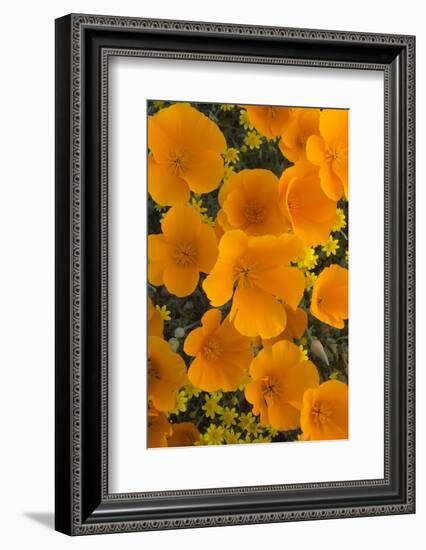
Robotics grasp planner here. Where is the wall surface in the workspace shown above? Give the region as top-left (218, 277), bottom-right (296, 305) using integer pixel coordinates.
top-left (0, 0), bottom-right (423, 548)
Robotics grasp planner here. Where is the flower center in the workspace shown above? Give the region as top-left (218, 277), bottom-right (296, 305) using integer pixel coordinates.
top-left (202, 338), bottom-right (222, 361)
top-left (173, 241), bottom-right (197, 267)
top-left (311, 400), bottom-right (332, 425)
top-left (244, 201), bottom-right (266, 224)
top-left (262, 376), bottom-right (281, 402)
top-left (168, 149), bottom-right (191, 176)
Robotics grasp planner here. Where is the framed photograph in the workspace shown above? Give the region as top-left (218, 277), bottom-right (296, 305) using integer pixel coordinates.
top-left (55, 14), bottom-right (415, 535)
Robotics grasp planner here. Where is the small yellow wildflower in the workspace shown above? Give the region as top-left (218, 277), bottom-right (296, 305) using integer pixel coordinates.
top-left (223, 164), bottom-right (235, 181)
top-left (299, 345), bottom-right (309, 361)
top-left (253, 434), bottom-right (272, 443)
top-left (156, 304), bottom-right (171, 321)
top-left (220, 104), bottom-right (235, 111)
top-left (238, 412), bottom-right (256, 432)
top-left (329, 371), bottom-right (340, 380)
top-left (267, 426), bottom-right (279, 437)
top-left (333, 208), bottom-right (347, 232)
top-left (202, 395), bottom-right (223, 419)
top-left (153, 100), bottom-right (164, 109)
top-left (224, 428), bottom-right (242, 444)
top-left (195, 435), bottom-right (208, 446)
top-left (230, 395), bottom-right (239, 407)
top-left (322, 236), bottom-right (340, 257)
top-left (220, 407), bottom-right (238, 427)
top-left (153, 203), bottom-right (167, 212)
top-left (240, 145), bottom-right (248, 153)
top-left (190, 197), bottom-right (208, 215)
top-left (345, 249), bottom-right (349, 263)
top-left (244, 130), bottom-right (263, 150)
top-left (239, 109), bottom-right (253, 130)
top-left (201, 214), bottom-right (215, 227)
top-left (170, 391), bottom-right (188, 415)
top-left (245, 421), bottom-right (263, 437)
top-left (305, 271), bottom-right (318, 290)
top-left (223, 147), bottom-right (240, 165)
top-left (184, 381), bottom-right (201, 399)
top-left (297, 247), bottom-right (318, 271)
top-left (203, 424), bottom-right (225, 445)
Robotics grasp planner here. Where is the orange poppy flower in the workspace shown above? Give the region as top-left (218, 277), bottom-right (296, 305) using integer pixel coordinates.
top-left (202, 230), bottom-right (305, 339)
top-left (148, 205), bottom-right (218, 297)
top-left (147, 405), bottom-right (172, 448)
top-left (148, 336), bottom-right (187, 412)
top-left (242, 105), bottom-right (292, 139)
top-left (311, 264), bottom-right (348, 329)
top-left (184, 309), bottom-right (253, 392)
top-left (217, 169), bottom-right (290, 236)
top-left (262, 305), bottom-right (307, 346)
top-left (148, 296), bottom-right (164, 337)
top-left (245, 340), bottom-right (320, 430)
top-left (279, 163), bottom-right (337, 246)
top-left (148, 103), bottom-right (227, 206)
top-left (306, 109), bottom-right (348, 200)
top-left (300, 380), bottom-right (348, 440)
top-left (279, 108), bottom-right (320, 163)
top-left (167, 422), bottom-right (201, 447)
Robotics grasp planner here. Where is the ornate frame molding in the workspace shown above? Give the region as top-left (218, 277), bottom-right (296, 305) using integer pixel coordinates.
top-left (55, 14), bottom-right (415, 535)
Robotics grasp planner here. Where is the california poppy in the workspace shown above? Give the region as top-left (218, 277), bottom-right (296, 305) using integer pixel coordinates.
top-left (245, 340), bottom-right (319, 430)
top-left (148, 103), bottom-right (227, 206)
top-left (279, 108), bottom-right (320, 163)
top-left (184, 309), bottom-right (253, 392)
top-left (147, 405), bottom-right (172, 448)
top-left (311, 264), bottom-right (348, 329)
top-left (148, 336), bottom-right (187, 412)
top-left (148, 296), bottom-right (164, 338)
top-left (262, 305), bottom-right (308, 346)
top-left (203, 230), bottom-right (305, 339)
top-left (279, 163), bottom-right (337, 246)
top-left (148, 205), bottom-right (218, 297)
top-left (242, 105), bottom-right (292, 139)
top-left (217, 169), bottom-right (290, 236)
top-left (167, 422), bottom-right (201, 447)
top-left (306, 109), bottom-right (348, 200)
top-left (300, 380), bottom-right (348, 440)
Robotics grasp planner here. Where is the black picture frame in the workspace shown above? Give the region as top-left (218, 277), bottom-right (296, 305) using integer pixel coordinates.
top-left (55, 13), bottom-right (415, 535)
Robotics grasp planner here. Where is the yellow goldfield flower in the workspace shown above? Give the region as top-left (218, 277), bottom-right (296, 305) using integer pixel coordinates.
top-left (156, 304), bottom-right (171, 321)
top-left (333, 208), bottom-right (347, 232)
top-left (345, 249), bottom-right (349, 263)
top-left (220, 104), bottom-right (234, 111)
top-left (238, 412), bottom-right (257, 432)
top-left (297, 247), bottom-right (319, 271)
top-left (299, 345), bottom-right (309, 361)
top-left (202, 394), bottom-right (223, 419)
top-left (239, 109), bottom-right (253, 130)
top-left (223, 165), bottom-right (235, 181)
top-left (183, 381), bottom-right (201, 399)
top-left (220, 407), bottom-right (238, 427)
top-left (244, 130), bottom-right (263, 150)
top-left (321, 236), bottom-right (340, 257)
top-left (201, 214), bottom-right (215, 227)
top-left (223, 147), bottom-right (240, 165)
top-left (204, 424), bottom-right (225, 445)
top-left (170, 391), bottom-right (188, 415)
top-left (153, 100), bottom-right (164, 109)
top-left (305, 272), bottom-right (318, 290)
top-left (253, 434), bottom-right (272, 443)
top-left (190, 197), bottom-right (207, 215)
top-left (224, 428), bottom-right (242, 444)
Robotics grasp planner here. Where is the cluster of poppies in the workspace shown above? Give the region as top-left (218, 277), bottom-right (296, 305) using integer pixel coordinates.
top-left (147, 101), bottom-right (349, 448)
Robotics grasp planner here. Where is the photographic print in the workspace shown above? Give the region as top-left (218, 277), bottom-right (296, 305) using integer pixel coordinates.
top-left (147, 101), bottom-right (349, 448)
